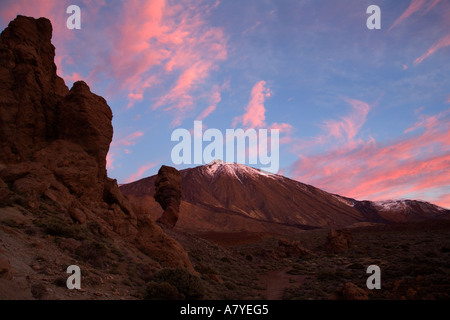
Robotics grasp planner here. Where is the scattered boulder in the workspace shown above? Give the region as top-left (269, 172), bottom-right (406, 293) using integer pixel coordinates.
top-left (324, 229), bottom-right (353, 253)
top-left (277, 238), bottom-right (312, 258)
top-left (69, 206), bottom-right (87, 225)
top-left (155, 166), bottom-right (182, 228)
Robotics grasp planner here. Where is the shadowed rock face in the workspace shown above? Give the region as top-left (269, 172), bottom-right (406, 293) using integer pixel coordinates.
top-left (155, 166), bottom-right (182, 228)
top-left (0, 15), bottom-right (193, 272)
top-left (0, 16), bottom-right (68, 164)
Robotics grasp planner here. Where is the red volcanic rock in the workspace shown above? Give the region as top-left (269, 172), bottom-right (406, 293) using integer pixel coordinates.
top-left (58, 80), bottom-right (113, 183)
top-left (157, 203), bottom-right (180, 228)
top-left (324, 229), bottom-right (353, 254)
top-left (69, 206), bottom-right (87, 225)
top-left (277, 239), bottom-right (312, 258)
top-left (154, 166), bottom-right (182, 228)
top-left (0, 16), bottom-right (68, 164)
top-left (33, 140), bottom-right (102, 201)
top-left (0, 15), bottom-right (194, 273)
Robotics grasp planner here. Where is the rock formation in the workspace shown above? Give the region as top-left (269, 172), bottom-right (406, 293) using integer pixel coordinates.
top-left (277, 239), bottom-right (312, 258)
top-left (324, 229), bottom-right (353, 253)
top-left (154, 165), bottom-right (182, 228)
top-left (0, 15), bottom-right (193, 278)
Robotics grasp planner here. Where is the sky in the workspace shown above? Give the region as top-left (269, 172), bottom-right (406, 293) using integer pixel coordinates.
top-left (0, 0), bottom-right (449, 208)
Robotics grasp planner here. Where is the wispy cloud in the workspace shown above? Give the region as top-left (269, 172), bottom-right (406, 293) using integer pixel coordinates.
top-left (111, 131), bottom-right (144, 147)
top-left (388, 0), bottom-right (428, 32)
top-left (107, 131), bottom-right (144, 170)
top-left (233, 80), bottom-right (271, 128)
top-left (229, 81), bottom-right (293, 167)
top-left (196, 84), bottom-right (223, 121)
top-left (435, 193), bottom-right (450, 209)
top-left (290, 108), bottom-right (450, 207)
top-left (112, 0), bottom-right (227, 117)
top-left (124, 162), bottom-right (159, 183)
top-left (414, 33), bottom-right (450, 65)
top-left (320, 98), bottom-right (370, 142)
top-left (424, 0), bottom-right (442, 13)
top-left (106, 152), bottom-right (115, 170)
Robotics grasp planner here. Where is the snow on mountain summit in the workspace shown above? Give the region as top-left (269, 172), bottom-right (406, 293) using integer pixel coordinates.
top-left (202, 159), bottom-right (276, 179)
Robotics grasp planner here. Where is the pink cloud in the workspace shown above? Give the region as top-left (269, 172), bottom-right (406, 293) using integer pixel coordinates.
top-left (269, 122), bottom-right (293, 132)
top-left (107, 131), bottom-right (145, 171)
top-left (321, 98), bottom-right (370, 142)
top-left (197, 105), bottom-right (216, 121)
top-left (414, 33), bottom-right (450, 65)
top-left (154, 61), bottom-right (212, 112)
top-left (124, 162), bottom-right (158, 183)
top-left (65, 72), bottom-right (84, 83)
top-left (424, 0), bottom-right (442, 13)
top-left (389, 0), bottom-right (427, 32)
top-left (291, 109), bottom-right (450, 208)
top-left (111, 131), bottom-right (144, 147)
top-left (233, 81), bottom-right (271, 128)
top-left (404, 112), bottom-right (440, 133)
top-left (108, 0), bottom-right (227, 114)
top-left (287, 99), bottom-right (373, 157)
top-left (196, 81), bottom-right (230, 121)
top-left (434, 193), bottom-right (450, 209)
top-left (269, 122), bottom-right (294, 144)
top-left (106, 152), bottom-right (115, 170)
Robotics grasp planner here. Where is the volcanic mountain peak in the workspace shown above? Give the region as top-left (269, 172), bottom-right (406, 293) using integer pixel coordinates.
top-left (121, 161), bottom-right (449, 231)
top-left (202, 159), bottom-right (277, 181)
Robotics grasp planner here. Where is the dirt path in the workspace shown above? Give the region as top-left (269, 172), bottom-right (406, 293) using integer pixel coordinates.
top-left (260, 268), bottom-right (308, 300)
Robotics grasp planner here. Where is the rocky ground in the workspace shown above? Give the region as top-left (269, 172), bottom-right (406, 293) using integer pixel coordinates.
top-left (168, 219), bottom-right (450, 300)
top-left (2, 201), bottom-right (450, 300)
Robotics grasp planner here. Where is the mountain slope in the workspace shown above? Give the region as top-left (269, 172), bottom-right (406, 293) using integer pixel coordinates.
top-left (120, 160), bottom-right (449, 231)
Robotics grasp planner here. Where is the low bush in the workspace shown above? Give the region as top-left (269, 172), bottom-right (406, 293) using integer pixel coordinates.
top-left (75, 241), bottom-right (108, 268)
top-left (152, 268), bottom-right (204, 300)
top-left (145, 281), bottom-right (183, 300)
top-left (43, 217), bottom-right (90, 240)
